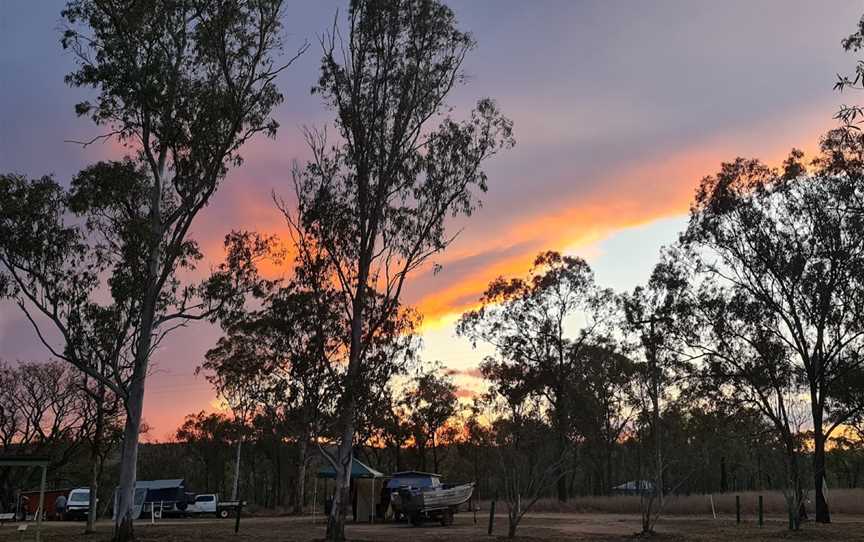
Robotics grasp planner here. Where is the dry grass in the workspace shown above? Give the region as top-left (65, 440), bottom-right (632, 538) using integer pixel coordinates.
top-left (481, 489), bottom-right (864, 516)
top-left (2, 513), bottom-right (864, 542)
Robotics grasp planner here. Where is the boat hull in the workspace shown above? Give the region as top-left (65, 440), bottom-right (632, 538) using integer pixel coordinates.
top-left (396, 482), bottom-right (474, 514)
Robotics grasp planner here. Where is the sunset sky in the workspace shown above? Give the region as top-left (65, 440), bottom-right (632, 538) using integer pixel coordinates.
top-left (1, 0), bottom-right (861, 440)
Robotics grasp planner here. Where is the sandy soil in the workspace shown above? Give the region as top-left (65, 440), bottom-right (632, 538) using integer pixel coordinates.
top-left (1, 513), bottom-right (862, 541)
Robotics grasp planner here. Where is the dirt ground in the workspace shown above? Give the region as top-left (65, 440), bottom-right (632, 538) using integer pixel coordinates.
top-left (1, 513), bottom-right (862, 541)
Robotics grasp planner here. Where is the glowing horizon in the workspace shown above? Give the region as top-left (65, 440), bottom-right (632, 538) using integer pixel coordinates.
top-left (1, 0), bottom-right (861, 440)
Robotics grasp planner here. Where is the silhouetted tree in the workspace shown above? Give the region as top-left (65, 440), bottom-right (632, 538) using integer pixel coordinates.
top-left (622, 252), bottom-right (692, 533)
top-left (569, 345), bottom-right (636, 495)
top-left (403, 365), bottom-right (458, 473)
top-left (682, 149), bottom-right (864, 524)
top-left (201, 233), bottom-right (342, 514)
top-left (458, 251), bottom-right (615, 501)
top-left (284, 1), bottom-right (513, 538)
top-left (684, 265), bottom-right (809, 529)
top-left (55, 2), bottom-right (303, 538)
top-left (176, 412), bottom-right (237, 495)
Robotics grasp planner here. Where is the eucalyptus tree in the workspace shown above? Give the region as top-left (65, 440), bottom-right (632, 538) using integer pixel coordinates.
top-left (621, 251), bottom-right (692, 528)
top-left (835, 13), bottom-right (864, 140)
top-left (285, 1), bottom-right (513, 538)
top-left (568, 345), bottom-right (636, 495)
top-left (198, 232), bottom-right (283, 504)
top-left (0, 361), bottom-right (84, 461)
top-left (681, 150), bottom-right (864, 523)
top-left (458, 251), bottom-right (616, 501)
top-left (480, 375), bottom-right (565, 538)
top-left (0, 1), bottom-right (301, 538)
top-left (402, 365), bottom-right (458, 473)
top-left (685, 280), bottom-right (808, 529)
top-left (175, 411), bottom-right (237, 495)
top-left (200, 234), bottom-right (343, 515)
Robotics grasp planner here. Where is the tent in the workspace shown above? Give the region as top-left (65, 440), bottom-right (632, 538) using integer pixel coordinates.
top-left (315, 458), bottom-right (384, 523)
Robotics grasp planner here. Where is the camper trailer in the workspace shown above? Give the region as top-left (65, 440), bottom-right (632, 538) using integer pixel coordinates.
top-left (113, 479), bottom-right (188, 520)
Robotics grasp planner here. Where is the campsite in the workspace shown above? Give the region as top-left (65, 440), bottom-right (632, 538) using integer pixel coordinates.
top-left (5, 1), bottom-right (864, 541)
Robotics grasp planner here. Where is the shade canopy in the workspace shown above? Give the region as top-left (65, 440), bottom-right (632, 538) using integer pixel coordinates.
top-left (0, 455), bottom-right (50, 468)
top-left (316, 458), bottom-right (382, 479)
top-left (136, 479), bottom-right (185, 490)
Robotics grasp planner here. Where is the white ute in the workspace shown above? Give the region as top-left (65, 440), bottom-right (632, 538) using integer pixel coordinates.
top-left (65, 488), bottom-right (94, 521)
top-left (186, 494), bottom-right (243, 519)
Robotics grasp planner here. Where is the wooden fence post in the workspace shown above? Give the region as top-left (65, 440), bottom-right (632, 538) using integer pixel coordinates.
top-left (736, 495), bottom-right (740, 524)
top-left (758, 495), bottom-right (763, 527)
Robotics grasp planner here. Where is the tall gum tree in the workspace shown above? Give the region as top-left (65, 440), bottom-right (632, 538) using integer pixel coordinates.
top-left (0, 2), bottom-right (303, 539)
top-left (682, 148), bottom-right (864, 524)
top-left (285, 1), bottom-right (513, 539)
top-left (621, 251), bottom-right (693, 532)
top-left (688, 283), bottom-right (809, 529)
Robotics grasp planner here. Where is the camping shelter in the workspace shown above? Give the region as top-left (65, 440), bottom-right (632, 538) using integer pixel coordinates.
top-left (113, 479), bottom-right (187, 519)
top-left (315, 458), bottom-right (384, 523)
top-left (0, 455), bottom-right (49, 542)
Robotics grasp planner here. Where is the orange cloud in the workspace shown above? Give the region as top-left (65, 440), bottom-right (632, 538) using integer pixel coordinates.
top-left (182, 104), bottom-right (835, 337)
top-left (407, 106), bottom-right (834, 327)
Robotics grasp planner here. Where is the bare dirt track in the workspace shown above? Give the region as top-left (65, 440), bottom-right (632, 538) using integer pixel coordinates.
top-left (1, 514), bottom-right (863, 541)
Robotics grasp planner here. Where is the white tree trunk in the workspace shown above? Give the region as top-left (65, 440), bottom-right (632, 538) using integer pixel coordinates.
top-left (114, 372), bottom-right (146, 542)
top-left (232, 439), bottom-right (243, 501)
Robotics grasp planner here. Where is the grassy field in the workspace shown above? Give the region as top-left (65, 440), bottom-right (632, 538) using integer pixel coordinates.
top-left (2, 513), bottom-right (863, 541)
top-left (511, 488), bottom-right (864, 516)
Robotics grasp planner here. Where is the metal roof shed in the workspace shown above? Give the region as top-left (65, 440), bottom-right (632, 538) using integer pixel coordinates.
top-left (0, 455), bottom-right (50, 542)
top-left (314, 458), bottom-right (383, 524)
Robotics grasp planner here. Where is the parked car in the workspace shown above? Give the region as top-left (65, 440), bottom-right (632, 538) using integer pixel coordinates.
top-left (64, 488), bottom-right (94, 521)
top-left (185, 494), bottom-right (243, 519)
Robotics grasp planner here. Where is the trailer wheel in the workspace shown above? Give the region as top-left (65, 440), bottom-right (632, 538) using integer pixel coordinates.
top-left (440, 508), bottom-right (454, 526)
top-left (409, 512), bottom-right (424, 527)
top-left (218, 509), bottom-right (230, 519)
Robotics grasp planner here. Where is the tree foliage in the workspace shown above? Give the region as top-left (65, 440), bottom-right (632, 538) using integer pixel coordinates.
top-left (458, 251), bottom-right (615, 501)
top-left (681, 146), bottom-right (864, 523)
top-left (284, 1), bottom-right (512, 538)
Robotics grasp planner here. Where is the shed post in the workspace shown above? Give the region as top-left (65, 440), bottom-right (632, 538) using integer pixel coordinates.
top-left (370, 479), bottom-right (375, 524)
top-left (36, 464), bottom-right (46, 542)
top-left (312, 477), bottom-right (318, 524)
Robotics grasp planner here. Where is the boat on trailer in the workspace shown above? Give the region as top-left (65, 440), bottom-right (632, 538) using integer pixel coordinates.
top-left (389, 472), bottom-right (474, 526)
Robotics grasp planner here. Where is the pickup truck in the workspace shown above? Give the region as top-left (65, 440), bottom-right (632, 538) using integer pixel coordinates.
top-left (185, 494), bottom-right (243, 519)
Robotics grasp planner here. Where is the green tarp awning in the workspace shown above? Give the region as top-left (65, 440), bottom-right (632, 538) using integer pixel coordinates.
top-left (316, 457), bottom-right (383, 479)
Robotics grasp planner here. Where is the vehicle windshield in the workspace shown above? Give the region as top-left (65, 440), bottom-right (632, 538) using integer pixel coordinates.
top-left (69, 491), bottom-right (89, 502)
